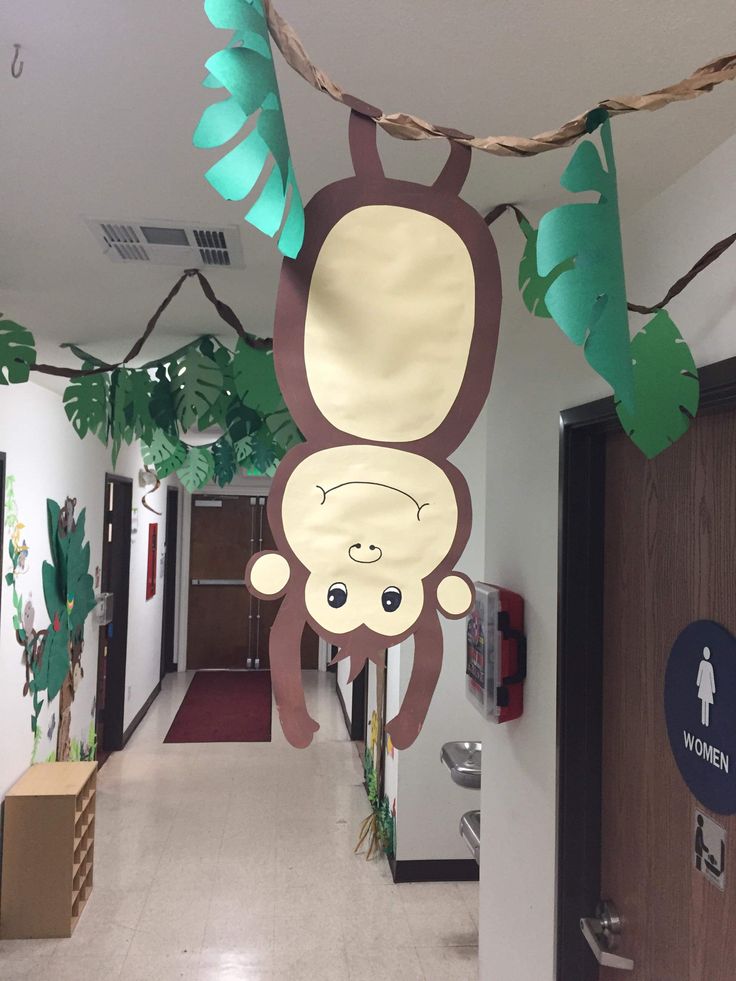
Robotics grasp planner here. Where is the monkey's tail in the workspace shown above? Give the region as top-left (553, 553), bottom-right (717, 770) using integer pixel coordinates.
top-left (328, 639), bottom-right (383, 683)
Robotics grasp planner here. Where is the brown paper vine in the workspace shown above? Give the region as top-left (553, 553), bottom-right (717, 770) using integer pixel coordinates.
top-left (263, 0), bottom-right (736, 158)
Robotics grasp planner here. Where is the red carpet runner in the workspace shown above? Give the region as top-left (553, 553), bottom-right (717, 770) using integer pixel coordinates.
top-left (164, 670), bottom-right (272, 743)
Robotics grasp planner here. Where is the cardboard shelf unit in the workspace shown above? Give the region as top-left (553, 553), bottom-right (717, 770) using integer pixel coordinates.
top-left (0, 761), bottom-right (98, 938)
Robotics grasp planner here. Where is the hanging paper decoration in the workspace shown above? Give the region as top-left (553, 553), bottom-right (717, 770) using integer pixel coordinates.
top-left (615, 310), bottom-right (699, 459)
top-left (60, 337), bottom-right (303, 489)
top-left (0, 317), bottom-right (36, 384)
top-left (245, 111), bottom-right (502, 750)
top-left (194, 0), bottom-right (305, 258)
top-left (537, 117), bottom-right (635, 412)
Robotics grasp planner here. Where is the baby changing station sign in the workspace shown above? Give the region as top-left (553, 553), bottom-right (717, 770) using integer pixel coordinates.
top-left (664, 620), bottom-right (736, 814)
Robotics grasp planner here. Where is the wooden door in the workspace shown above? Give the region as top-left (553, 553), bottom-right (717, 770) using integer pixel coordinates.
top-left (186, 494), bottom-right (320, 670)
top-left (597, 408), bottom-right (736, 980)
top-left (96, 475), bottom-right (132, 756)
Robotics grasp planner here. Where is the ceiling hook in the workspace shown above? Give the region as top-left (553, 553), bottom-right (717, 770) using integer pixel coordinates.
top-left (11, 44), bottom-right (23, 79)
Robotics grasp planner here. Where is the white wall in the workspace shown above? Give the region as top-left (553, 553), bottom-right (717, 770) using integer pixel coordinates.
top-left (0, 378), bottom-right (178, 797)
top-left (115, 443), bottom-right (179, 730)
top-left (478, 133), bottom-right (736, 981)
top-left (392, 410), bottom-right (487, 862)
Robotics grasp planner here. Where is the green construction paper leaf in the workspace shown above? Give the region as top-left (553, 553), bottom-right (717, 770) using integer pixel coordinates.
top-left (150, 364), bottom-right (178, 435)
top-left (267, 409), bottom-right (303, 456)
top-left (225, 398), bottom-right (262, 442)
top-left (142, 430), bottom-right (187, 478)
top-left (232, 435), bottom-right (254, 465)
top-left (248, 426), bottom-right (278, 473)
top-left (197, 342), bottom-right (235, 430)
top-left (42, 559), bottom-right (64, 630)
top-left (615, 311), bottom-right (700, 459)
top-left (212, 436), bottom-right (238, 486)
top-left (232, 339), bottom-right (281, 412)
top-left (0, 318), bottom-right (37, 385)
top-left (517, 219), bottom-right (574, 319)
top-left (63, 367), bottom-right (109, 442)
top-left (194, 0), bottom-right (305, 257)
top-left (169, 347), bottom-right (223, 431)
top-left (537, 120), bottom-right (635, 412)
top-left (176, 446), bottom-right (215, 492)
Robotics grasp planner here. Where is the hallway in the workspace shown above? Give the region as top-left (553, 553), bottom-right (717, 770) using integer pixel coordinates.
top-left (0, 672), bottom-right (479, 981)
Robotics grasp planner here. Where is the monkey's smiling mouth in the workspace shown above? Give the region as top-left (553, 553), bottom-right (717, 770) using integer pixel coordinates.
top-left (349, 543), bottom-right (382, 564)
top-left (316, 481), bottom-right (429, 521)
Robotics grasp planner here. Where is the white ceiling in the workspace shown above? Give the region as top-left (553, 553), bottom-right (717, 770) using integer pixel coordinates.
top-left (2, 0), bottom-right (736, 366)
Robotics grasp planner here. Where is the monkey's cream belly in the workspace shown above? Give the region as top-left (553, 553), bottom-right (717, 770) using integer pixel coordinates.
top-left (281, 445), bottom-right (460, 637)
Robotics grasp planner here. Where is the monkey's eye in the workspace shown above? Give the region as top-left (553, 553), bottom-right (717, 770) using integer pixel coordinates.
top-left (381, 587), bottom-right (402, 612)
top-left (327, 582), bottom-right (348, 608)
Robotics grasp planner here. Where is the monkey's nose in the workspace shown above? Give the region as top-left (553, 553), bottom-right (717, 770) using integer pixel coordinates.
top-left (349, 542), bottom-right (383, 564)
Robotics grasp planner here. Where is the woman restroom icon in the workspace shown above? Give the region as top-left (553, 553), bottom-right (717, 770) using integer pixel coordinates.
top-left (697, 647), bottom-right (716, 727)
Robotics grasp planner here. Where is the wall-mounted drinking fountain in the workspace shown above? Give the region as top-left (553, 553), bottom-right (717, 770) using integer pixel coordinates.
top-left (441, 742), bottom-right (481, 865)
top-left (440, 741), bottom-right (482, 789)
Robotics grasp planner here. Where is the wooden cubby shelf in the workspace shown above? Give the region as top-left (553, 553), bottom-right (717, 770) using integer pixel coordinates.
top-left (0, 762), bottom-right (98, 938)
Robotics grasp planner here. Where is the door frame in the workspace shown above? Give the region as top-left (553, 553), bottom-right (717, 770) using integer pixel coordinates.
top-left (159, 486), bottom-right (179, 678)
top-left (556, 354), bottom-right (736, 980)
top-left (96, 474), bottom-right (133, 755)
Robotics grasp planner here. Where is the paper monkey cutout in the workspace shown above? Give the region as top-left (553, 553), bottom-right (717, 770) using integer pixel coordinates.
top-left (246, 110), bottom-right (502, 749)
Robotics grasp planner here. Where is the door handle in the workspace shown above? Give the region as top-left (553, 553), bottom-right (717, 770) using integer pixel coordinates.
top-left (580, 901), bottom-right (634, 971)
top-left (191, 579), bottom-right (244, 586)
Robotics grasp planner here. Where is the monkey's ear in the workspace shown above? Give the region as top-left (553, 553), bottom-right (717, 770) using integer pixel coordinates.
top-left (436, 573), bottom-right (474, 619)
top-left (246, 550), bottom-right (291, 599)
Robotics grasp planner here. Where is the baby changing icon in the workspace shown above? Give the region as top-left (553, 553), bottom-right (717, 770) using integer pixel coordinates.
top-left (697, 647), bottom-right (716, 727)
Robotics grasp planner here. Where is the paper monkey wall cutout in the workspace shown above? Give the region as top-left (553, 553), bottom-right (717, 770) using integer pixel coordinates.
top-left (246, 110), bottom-right (502, 749)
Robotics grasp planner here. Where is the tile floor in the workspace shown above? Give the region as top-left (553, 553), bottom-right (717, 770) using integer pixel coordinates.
top-left (0, 671), bottom-right (478, 980)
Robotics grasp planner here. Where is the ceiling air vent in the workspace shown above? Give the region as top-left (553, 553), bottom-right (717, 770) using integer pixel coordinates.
top-left (85, 217), bottom-right (245, 269)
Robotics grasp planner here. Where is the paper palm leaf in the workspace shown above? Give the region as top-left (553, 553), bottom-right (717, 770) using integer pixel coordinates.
top-left (169, 346), bottom-right (223, 432)
top-left (517, 219), bottom-right (574, 319)
top-left (537, 119), bottom-right (634, 412)
top-left (0, 317), bottom-right (36, 384)
top-left (142, 430), bottom-right (188, 478)
top-left (176, 446), bottom-right (216, 492)
top-left (616, 311), bottom-right (699, 459)
top-left (194, 0), bottom-right (305, 258)
top-left (63, 366), bottom-right (109, 441)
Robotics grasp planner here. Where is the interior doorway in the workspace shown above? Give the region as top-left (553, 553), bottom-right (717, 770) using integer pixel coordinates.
top-left (556, 356), bottom-right (736, 980)
top-left (186, 493), bottom-right (318, 671)
top-left (95, 474), bottom-right (132, 760)
top-left (159, 486), bottom-right (179, 679)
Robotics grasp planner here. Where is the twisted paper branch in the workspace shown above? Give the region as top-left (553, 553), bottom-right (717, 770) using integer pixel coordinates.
top-left (264, 1), bottom-right (736, 158)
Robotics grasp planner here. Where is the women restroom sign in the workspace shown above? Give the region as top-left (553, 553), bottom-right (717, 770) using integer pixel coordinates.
top-left (665, 620), bottom-right (736, 814)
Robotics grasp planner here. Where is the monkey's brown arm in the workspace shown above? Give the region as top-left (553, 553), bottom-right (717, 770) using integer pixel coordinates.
top-left (385, 611), bottom-right (443, 750)
top-left (269, 591), bottom-right (320, 748)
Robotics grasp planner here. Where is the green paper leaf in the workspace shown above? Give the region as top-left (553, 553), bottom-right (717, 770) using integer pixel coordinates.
top-left (225, 398), bottom-right (262, 443)
top-left (0, 318), bottom-right (37, 385)
top-left (267, 409), bottom-right (303, 456)
top-left (63, 367), bottom-right (109, 441)
top-left (537, 120), bottom-right (635, 412)
top-left (517, 219), bottom-right (574, 319)
top-left (212, 437), bottom-right (238, 486)
top-left (194, 0), bottom-right (304, 257)
top-left (169, 348), bottom-right (223, 431)
top-left (248, 427), bottom-right (278, 474)
top-left (615, 311), bottom-right (700, 459)
top-left (232, 339), bottom-right (281, 412)
top-left (197, 342), bottom-right (235, 430)
top-left (176, 446), bottom-right (215, 492)
top-left (149, 364), bottom-right (179, 434)
top-left (142, 430), bottom-right (187, 479)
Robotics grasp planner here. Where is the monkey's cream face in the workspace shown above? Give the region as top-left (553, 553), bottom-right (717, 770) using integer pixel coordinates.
top-left (276, 445), bottom-right (469, 637)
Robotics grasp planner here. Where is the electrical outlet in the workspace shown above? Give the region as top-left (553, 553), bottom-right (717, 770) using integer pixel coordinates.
top-left (127, 685), bottom-right (132, 702)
